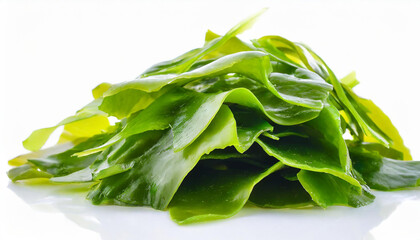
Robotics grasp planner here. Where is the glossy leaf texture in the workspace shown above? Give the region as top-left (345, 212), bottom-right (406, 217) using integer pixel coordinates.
top-left (169, 158), bottom-right (283, 224)
top-left (87, 105), bottom-right (239, 209)
top-left (8, 142), bottom-right (75, 167)
top-left (297, 170), bottom-right (375, 208)
top-left (77, 81), bottom-right (329, 156)
top-left (256, 104), bottom-right (360, 187)
top-left (7, 11), bottom-right (417, 225)
top-left (22, 99), bottom-right (110, 151)
top-left (141, 8), bottom-right (266, 76)
top-left (29, 132), bottom-right (116, 178)
top-left (299, 45), bottom-right (393, 147)
top-left (248, 167), bottom-right (313, 208)
top-left (340, 74), bottom-right (411, 160)
top-left (7, 127), bottom-right (120, 182)
top-left (185, 75), bottom-right (325, 124)
top-left (349, 144), bottom-right (420, 190)
top-left (7, 164), bottom-right (53, 182)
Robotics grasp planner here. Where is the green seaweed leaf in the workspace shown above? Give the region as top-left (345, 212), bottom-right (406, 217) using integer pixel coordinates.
top-left (256, 135), bottom-right (360, 187)
top-left (78, 85), bottom-right (324, 156)
top-left (87, 105), bottom-right (239, 209)
top-left (22, 99), bottom-right (109, 151)
top-left (7, 164), bottom-right (52, 182)
top-left (144, 8), bottom-right (266, 75)
top-left (340, 74), bottom-right (411, 160)
top-left (249, 168), bottom-right (313, 208)
top-left (350, 145), bottom-right (420, 190)
top-left (6, 11), bottom-right (417, 225)
top-left (297, 170), bottom-right (374, 208)
top-left (28, 132), bottom-right (116, 177)
top-left (256, 104), bottom-right (359, 187)
top-left (300, 45), bottom-right (392, 147)
top-left (169, 158), bottom-right (283, 224)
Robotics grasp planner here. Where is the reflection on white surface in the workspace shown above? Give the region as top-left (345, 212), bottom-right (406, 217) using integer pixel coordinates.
top-left (368, 199), bottom-right (420, 240)
top-left (6, 177), bottom-right (420, 240)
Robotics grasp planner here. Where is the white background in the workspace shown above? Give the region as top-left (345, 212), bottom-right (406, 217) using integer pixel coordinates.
top-left (1, 0), bottom-right (420, 239)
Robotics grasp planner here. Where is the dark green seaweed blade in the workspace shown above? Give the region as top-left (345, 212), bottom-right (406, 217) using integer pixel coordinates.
top-left (350, 145), bottom-right (420, 190)
top-left (249, 168), bottom-right (313, 208)
top-left (169, 158), bottom-right (283, 224)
